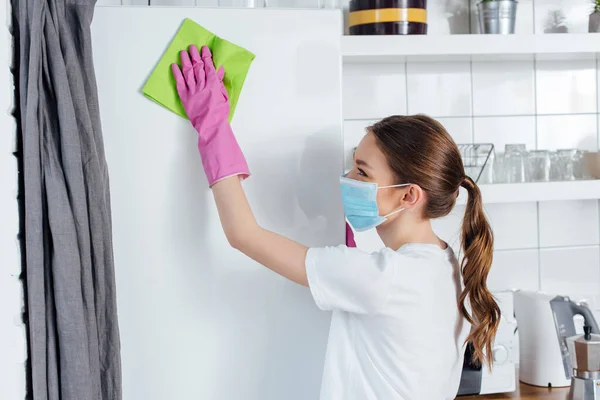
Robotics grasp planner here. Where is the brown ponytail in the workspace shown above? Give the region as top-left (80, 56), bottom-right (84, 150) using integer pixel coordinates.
top-left (459, 176), bottom-right (500, 368)
top-left (369, 115), bottom-right (500, 368)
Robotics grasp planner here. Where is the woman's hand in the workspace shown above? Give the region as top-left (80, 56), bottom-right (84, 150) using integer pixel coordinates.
top-left (171, 45), bottom-right (249, 186)
top-left (172, 45), bottom-right (228, 131)
top-left (172, 45), bottom-right (309, 286)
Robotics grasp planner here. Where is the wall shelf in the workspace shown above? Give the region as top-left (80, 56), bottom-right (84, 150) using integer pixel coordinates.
top-left (342, 33), bottom-right (600, 63)
top-left (457, 180), bottom-right (600, 205)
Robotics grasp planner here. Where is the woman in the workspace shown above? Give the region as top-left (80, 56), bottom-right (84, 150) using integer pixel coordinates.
top-left (171, 45), bottom-right (500, 400)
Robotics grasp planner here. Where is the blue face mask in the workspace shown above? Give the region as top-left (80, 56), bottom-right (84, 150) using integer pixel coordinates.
top-left (340, 176), bottom-right (410, 232)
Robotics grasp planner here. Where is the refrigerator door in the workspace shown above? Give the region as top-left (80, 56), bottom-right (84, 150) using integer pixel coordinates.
top-left (93, 7), bottom-right (343, 400)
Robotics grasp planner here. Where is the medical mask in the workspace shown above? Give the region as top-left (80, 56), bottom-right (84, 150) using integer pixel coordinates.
top-left (340, 176), bottom-right (410, 232)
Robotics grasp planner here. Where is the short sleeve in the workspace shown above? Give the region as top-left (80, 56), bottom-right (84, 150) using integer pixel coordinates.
top-left (305, 246), bottom-right (395, 314)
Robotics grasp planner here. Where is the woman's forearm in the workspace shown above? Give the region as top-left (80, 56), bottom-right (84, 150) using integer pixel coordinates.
top-left (211, 177), bottom-right (260, 246)
top-left (211, 177), bottom-right (309, 286)
top-left (171, 46), bottom-right (309, 285)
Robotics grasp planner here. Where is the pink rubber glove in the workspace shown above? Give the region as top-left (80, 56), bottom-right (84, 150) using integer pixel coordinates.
top-left (171, 45), bottom-right (250, 187)
top-left (346, 222), bottom-right (356, 248)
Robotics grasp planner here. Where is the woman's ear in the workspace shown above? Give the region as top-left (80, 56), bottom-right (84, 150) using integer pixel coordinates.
top-left (401, 185), bottom-right (423, 208)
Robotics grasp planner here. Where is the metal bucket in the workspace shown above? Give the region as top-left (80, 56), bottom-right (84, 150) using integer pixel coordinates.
top-left (477, 1), bottom-right (518, 34)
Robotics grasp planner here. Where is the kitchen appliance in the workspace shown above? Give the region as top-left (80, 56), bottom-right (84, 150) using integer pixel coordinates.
top-left (514, 291), bottom-right (600, 388)
top-left (567, 326), bottom-right (600, 400)
top-left (93, 7), bottom-right (344, 400)
top-left (457, 291), bottom-right (517, 396)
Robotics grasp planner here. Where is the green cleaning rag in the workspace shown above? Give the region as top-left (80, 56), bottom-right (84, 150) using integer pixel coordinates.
top-left (142, 18), bottom-right (255, 122)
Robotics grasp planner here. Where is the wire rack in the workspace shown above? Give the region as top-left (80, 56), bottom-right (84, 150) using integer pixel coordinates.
top-left (458, 143), bottom-right (495, 183)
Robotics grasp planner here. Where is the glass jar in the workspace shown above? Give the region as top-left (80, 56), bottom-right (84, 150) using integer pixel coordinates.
top-left (557, 149), bottom-right (578, 181)
top-left (549, 151), bottom-right (561, 181)
top-left (528, 150), bottom-right (551, 182)
top-left (493, 152), bottom-right (506, 184)
top-left (504, 144), bottom-right (528, 183)
top-left (574, 150), bottom-right (591, 180)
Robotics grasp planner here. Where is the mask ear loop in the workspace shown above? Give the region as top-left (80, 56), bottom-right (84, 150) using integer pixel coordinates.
top-left (379, 183), bottom-right (411, 218)
top-left (383, 208), bottom-right (405, 218)
top-left (379, 183), bottom-right (411, 189)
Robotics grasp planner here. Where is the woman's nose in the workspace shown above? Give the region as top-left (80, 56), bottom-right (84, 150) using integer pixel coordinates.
top-left (344, 169), bottom-right (357, 179)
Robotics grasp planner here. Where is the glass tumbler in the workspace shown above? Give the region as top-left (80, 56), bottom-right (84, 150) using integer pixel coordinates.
top-left (574, 150), bottom-right (591, 180)
top-left (549, 151), bottom-right (560, 181)
top-left (493, 153), bottom-right (506, 184)
top-left (504, 144), bottom-right (528, 183)
top-left (528, 150), bottom-right (551, 182)
top-left (557, 149), bottom-right (578, 181)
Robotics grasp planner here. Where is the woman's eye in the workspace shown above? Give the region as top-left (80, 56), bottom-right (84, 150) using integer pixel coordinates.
top-left (358, 168), bottom-right (367, 177)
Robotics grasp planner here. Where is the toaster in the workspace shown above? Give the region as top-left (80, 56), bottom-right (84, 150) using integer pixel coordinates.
top-left (457, 291), bottom-right (517, 396)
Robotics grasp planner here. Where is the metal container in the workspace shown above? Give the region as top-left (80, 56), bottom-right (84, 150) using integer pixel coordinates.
top-left (349, 0), bottom-right (427, 35)
top-left (477, 0), bottom-right (518, 34)
top-left (568, 326), bottom-right (600, 400)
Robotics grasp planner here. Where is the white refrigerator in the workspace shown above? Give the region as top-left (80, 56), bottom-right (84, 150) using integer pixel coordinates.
top-left (92, 6), bottom-right (344, 400)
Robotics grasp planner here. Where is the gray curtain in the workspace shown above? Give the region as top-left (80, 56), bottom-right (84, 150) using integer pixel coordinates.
top-left (12, 0), bottom-right (122, 399)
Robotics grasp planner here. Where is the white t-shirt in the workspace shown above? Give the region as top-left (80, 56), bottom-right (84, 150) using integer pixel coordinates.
top-left (305, 243), bottom-right (470, 400)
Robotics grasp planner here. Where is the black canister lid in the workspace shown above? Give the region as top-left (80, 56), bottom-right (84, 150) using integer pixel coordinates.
top-left (351, 0), bottom-right (427, 11)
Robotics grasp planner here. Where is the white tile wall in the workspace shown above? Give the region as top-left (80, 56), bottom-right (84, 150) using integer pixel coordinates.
top-left (434, 202), bottom-right (540, 253)
top-left (343, 63), bottom-right (407, 120)
top-left (536, 60), bottom-right (597, 115)
top-left (537, 114), bottom-right (598, 151)
top-left (432, 205), bottom-right (466, 254)
top-left (436, 117), bottom-right (473, 144)
top-left (406, 62), bottom-right (472, 117)
top-left (487, 249), bottom-right (539, 292)
top-left (472, 61), bottom-right (535, 116)
top-left (540, 246), bottom-right (600, 296)
top-left (473, 116), bottom-right (537, 151)
top-left (539, 200), bottom-right (600, 247)
top-left (485, 203), bottom-right (539, 250)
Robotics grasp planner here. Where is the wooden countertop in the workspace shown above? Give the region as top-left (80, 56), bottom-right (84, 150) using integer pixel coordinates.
top-left (460, 382), bottom-right (569, 399)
